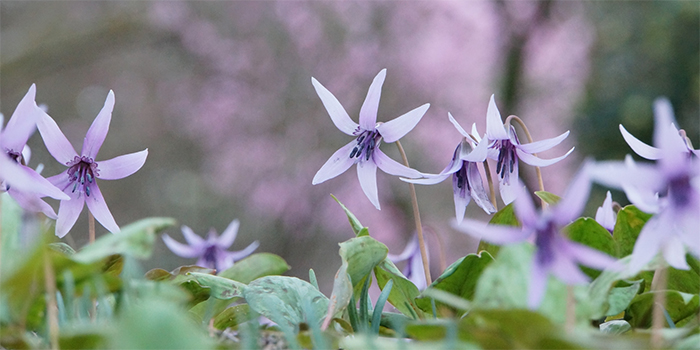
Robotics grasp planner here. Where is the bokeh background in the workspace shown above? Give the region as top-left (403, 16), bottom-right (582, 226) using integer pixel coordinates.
top-left (1, 1), bottom-right (697, 295)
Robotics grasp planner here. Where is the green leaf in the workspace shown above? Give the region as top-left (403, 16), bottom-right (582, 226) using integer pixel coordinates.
top-left (49, 242), bottom-right (76, 255)
top-left (331, 194), bottom-right (367, 237)
top-left (612, 205), bottom-right (652, 258)
top-left (188, 272), bottom-right (247, 299)
top-left (534, 191), bottom-right (561, 205)
top-left (477, 203), bottom-right (520, 257)
top-left (213, 304), bottom-right (253, 330)
top-left (371, 279), bottom-right (393, 333)
top-left (604, 280), bottom-right (643, 317)
top-left (243, 276), bottom-right (329, 331)
top-left (564, 218), bottom-right (616, 279)
top-left (599, 320), bottom-right (631, 335)
top-left (374, 259), bottom-right (424, 319)
top-left (626, 290), bottom-right (700, 328)
top-left (416, 251), bottom-right (494, 315)
top-left (340, 236), bottom-right (388, 294)
top-left (72, 217), bottom-right (176, 263)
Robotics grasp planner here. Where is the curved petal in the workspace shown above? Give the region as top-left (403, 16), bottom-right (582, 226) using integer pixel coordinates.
top-left (357, 159), bottom-right (380, 210)
top-left (448, 112), bottom-right (470, 138)
top-left (467, 162), bottom-right (496, 214)
top-left (485, 95), bottom-right (509, 140)
top-left (311, 77), bottom-right (358, 135)
top-left (461, 136), bottom-right (489, 162)
top-left (377, 103), bottom-right (429, 143)
top-left (359, 69), bottom-right (386, 130)
top-left (619, 124), bottom-right (660, 160)
top-left (389, 235), bottom-right (419, 262)
top-left (180, 225), bottom-right (205, 247)
top-left (629, 216), bottom-right (664, 272)
top-left (652, 98), bottom-right (679, 149)
top-left (621, 182), bottom-right (660, 214)
top-left (228, 240), bottom-right (260, 261)
top-left (7, 188), bottom-right (58, 219)
top-left (516, 147), bottom-right (573, 167)
top-left (565, 240), bottom-right (617, 270)
top-left (595, 191), bottom-right (616, 232)
top-left (54, 195), bottom-right (84, 238)
top-left (82, 91), bottom-right (115, 159)
top-left (373, 148), bottom-right (422, 178)
top-left (511, 178), bottom-right (538, 228)
top-left (16, 164), bottom-right (70, 200)
top-left (162, 234), bottom-right (202, 258)
top-left (663, 237), bottom-right (690, 270)
top-left (527, 255), bottom-right (548, 309)
top-left (0, 158), bottom-right (43, 194)
top-left (84, 183), bottom-right (120, 233)
top-left (312, 141), bottom-right (356, 185)
top-left (218, 219), bottom-right (240, 248)
top-left (453, 218), bottom-right (531, 244)
top-left (549, 250), bottom-right (590, 285)
top-left (96, 149), bottom-right (148, 180)
top-left (2, 84), bottom-right (39, 152)
top-left (453, 188), bottom-right (470, 224)
top-left (553, 163), bottom-right (591, 225)
top-left (37, 110), bottom-right (79, 164)
top-left (516, 131), bottom-right (570, 154)
top-left (401, 173), bottom-right (451, 185)
top-left (499, 160), bottom-right (519, 205)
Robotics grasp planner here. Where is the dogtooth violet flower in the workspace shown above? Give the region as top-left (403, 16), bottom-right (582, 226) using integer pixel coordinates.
top-left (388, 233), bottom-right (428, 291)
top-left (482, 94), bottom-right (573, 204)
top-left (595, 191), bottom-right (616, 233)
top-left (311, 69), bottom-right (429, 210)
top-left (1, 84), bottom-right (69, 218)
top-left (162, 219), bottom-right (260, 272)
top-left (37, 90), bottom-right (148, 238)
top-left (454, 163), bottom-right (616, 308)
top-left (589, 98), bottom-right (699, 272)
top-left (402, 113), bottom-right (495, 223)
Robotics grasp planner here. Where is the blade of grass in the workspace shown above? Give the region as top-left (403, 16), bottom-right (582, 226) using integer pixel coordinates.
top-left (371, 279), bottom-right (393, 334)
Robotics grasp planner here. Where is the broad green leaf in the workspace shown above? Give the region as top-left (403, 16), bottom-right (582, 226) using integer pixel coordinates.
top-left (626, 290), bottom-right (699, 328)
top-left (72, 217), bottom-right (176, 263)
top-left (49, 242), bottom-right (76, 255)
top-left (612, 205), bottom-right (652, 258)
top-left (564, 218), bottom-right (616, 279)
top-left (604, 280), bottom-right (643, 317)
top-left (331, 194), bottom-right (367, 237)
top-left (416, 251), bottom-right (494, 314)
top-left (323, 262), bottom-right (352, 329)
top-left (477, 203), bottom-right (520, 257)
top-left (213, 304), bottom-right (253, 330)
top-left (243, 276), bottom-right (329, 330)
top-left (188, 272), bottom-right (247, 299)
top-left (599, 320), bottom-right (631, 335)
top-left (534, 191), bottom-right (561, 205)
top-left (374, 259), bottom-right (424, 319)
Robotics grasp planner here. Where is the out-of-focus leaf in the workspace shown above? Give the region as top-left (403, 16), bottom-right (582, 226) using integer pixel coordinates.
top-left (612, 205), bottom-right (652, 258)
top-left (626, 291), bottom-right (699, 328)
top-left (535, 191), bottom-right (561, 205)
top-left (604, 280), bottom-right (643, 317)
top-left (477, 203), bottom-right (520, 257)
top-left (59, 324), bottom-right (109, 349)
top-left (564, 218), bottom-right (616, 279)
top-left (374, 259), bottom-right (424, 319)
top-left (213, 304), bottom-right (253, 330)
top-left (188, 272), bottom-right (247, 299)
top-left (331, 194), bottom-right (367, 237)
top-left (599, 319), bottom-right (631, 334)
top-left (49, 242), bottom-right (76, 255)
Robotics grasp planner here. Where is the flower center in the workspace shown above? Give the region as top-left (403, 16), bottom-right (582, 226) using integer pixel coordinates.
top-left (202, 245), bottom-right (218, 268)
top-left (66, 156), bottom-right (99, 197)
top-left (453, 160), bottom-right (470, 197)
top-left (349, 129), bottom-right (381, 161)
top-left (534, 219), bottom-right (557, 266)
top-left (495, 139), bottom-right (517, 180)
top-left (668, 174), bottom-right (692, 209)
top-left (5, 149), bottom-right (24, 165)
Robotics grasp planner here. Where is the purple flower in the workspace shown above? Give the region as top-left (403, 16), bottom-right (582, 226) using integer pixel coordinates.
top-left (595, 191), bottom-right (616, 233)
top-left (589, 98), bottom-right (699, 272)
top-left (454, 164), bottom-right (616, 308)
top-left (388, 234), bottom-right (427, 291)
top-left (483, 95), bottom-right (573, 204)
top-left (1, 85), bottom-right (69, 218)
top-left (162, 219), bottom-right (260, 272)
top-left (37, 91), bottom-right (148, 238)
top-left (403, 113), bottom-right (495, 223)
top-left (311, 69), bottom-right (429, 210)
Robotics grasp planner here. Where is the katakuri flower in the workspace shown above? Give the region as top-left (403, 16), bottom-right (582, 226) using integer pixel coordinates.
top-left (37, 91), bottom-right (148, 238)
top-left (311, 69), bottom-right (429, 209)
top-left (1, 84), bottom-right (69, 218)
top-left (162, 219), bottom-right (260, 272)
top-left (388, 233), bottom-right (428, 291)
top-left (589, 98), bottom-right (699, 272)
top-left (595, 191), bottom-right (616, 233)
top-left (454, 164), bottom-right (616, 308)
top-left (402, 113), bottom-right (495, 223)
top-left (483, 95), bottom-right (574, 204)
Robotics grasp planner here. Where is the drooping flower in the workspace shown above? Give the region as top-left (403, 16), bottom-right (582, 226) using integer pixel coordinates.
top-left (454, 163), bottom-right (616, 308)
top-left (402, 113), bottom-right (495, 223)
top-left (162, 219), bottom-right (260, 272)
top-left (388, 233), bottom-right (427, 291)
top-left (589, 98), bottom-right (699, 272)
top-left (482, 95), bottom-right (574, 204)
top-left (37, 91), bottom-right (148, 238)
top-left (1, 85), bottom-right (69, 218)
top-left (595, 191), bottom-right (616, 233)
top-left (311, 69), bottom-right (429, 210)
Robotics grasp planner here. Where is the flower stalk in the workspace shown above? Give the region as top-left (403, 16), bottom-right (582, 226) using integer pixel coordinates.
top-left (650, 266), bottom-right (668, 349)
top-left (504, 114), bottom-right (546, 208)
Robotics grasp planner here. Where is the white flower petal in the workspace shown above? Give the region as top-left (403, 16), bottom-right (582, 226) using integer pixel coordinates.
top-left (82, 91), bottom-right (115, 159)
top-left (373, 148), bottom-right (421, 178)
top-left (357, 160), bottom-right (380, 210)
top-left (619, 124), bottom-right (661, 160)
top-left (516, 147), bottom-right (573, 167)
top-left (311, 77), bottom-right (358, 135)
top-left (376, 103), bottom-right (429, 143)
top-left (84, 183), bottom-right (120, 234)
top-left (359, 69), bottom-right (386, 131)
top-left (447, 112), bottom-right (470, 138)
top-left (312, 141), bottom-right (356, 185)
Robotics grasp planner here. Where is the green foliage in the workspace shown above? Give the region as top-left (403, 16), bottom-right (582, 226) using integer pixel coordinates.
top-left (564, 218), bottom-right (616, 279)
top-left (477, 203), bottom-right (519, 257)
top-left (374, 258), bottom-right (424, 319)
top-left (535, 191), bottom-right (561, 205)
top-left (626, 291), bottom-right (699, 328)
top-left (612, 205), bottom-right (652, 258)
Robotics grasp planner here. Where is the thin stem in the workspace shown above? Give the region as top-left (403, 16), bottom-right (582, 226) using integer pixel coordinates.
top-left (395, 140), bottom-right (431, 286)
top-left (504, 115), bottom-right (546, 208)
top-left (88, 211), bottom-right (95, 244)
top-left (651, 267), bottom-right (668, 349)
top-left (565, 285), bottom-right (575, 334)
top-left (425, 226), bottom-right (447, 273)
top-left (482, 160), bottom-right (498, 211)
top-left (43, 251), bottom-right (59, 350)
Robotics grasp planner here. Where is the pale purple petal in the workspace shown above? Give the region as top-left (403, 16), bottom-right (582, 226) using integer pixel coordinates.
top-left (96, 149), bottom-right (148, 180)
top-left (311, 77), bottom-right (358, 135)
top-left (162, 234), bottom-right (202, 258)
top-left (0, 157), bottom-right (39, 193)
top-left (454, 218), bottom-right (531, 244)
top-left (54, 194), bottom-right (84, 238)
top-left (512, 178), bottom-right (537, 227)
top-left (652, 98), bottom-right (678, 149)
top-left (553, 163), bottom-right (591, 225)
top-left (499, 160), bottom-right (519, 205)
top-left (461, 137), bottom-right (489, 163)
top-left (447, 112), bottom-right (470, 138)
top-left (549, 250), bottom-right (590, 285)
top-left (516, 131), bottom-right (570, 154)
top-left (16, 164), bottom-right (70, 200)
top-left (217, 219), bottom-right (240, 248)
top-left (470, 123), bottom-right (482, 143)
top-left (37, 110), bottom-right (79, 165)
top-left (85, 183), bottom-right (120, 233)
top-left (663, 237), bottom-right (690, 270)
top-left (588, 158), bottom-right (662, 192)
top-left (629, 217), bottom-right (664, 272)
top-left (401, 173), bottom-right (451, 185)
top-left (1, 84), bottom-right (39, 152)
top-left (595, 191), bottom-right (616, 232)
top-left (181, 225), bottom-right (205, 246)
top-left (357, 160), bottom-right (380, 210)
top-left (228, 240), bottom-right (260, 261)
top-left (388, 235), bottom-right (419, 262)
top-left (453, 189), bottom-right (470, 224)
top-left (409, 254), bottom-right (427, 291)
top-left (373, 148), bottom-right (421, 178)
top-left (485, 95), bottom-right (509, 140)
top-left (621, 182), bottom-right (660, 214)
top-left (565, 241), bottom-right (617, 270)
top-left (527, 256), bottom-right (548, 309)
top-left (82, 91), bottom-right (115, 159)
top-left (467, 162), bottom-right (496, 214)
top-left (359, 69), bottom-right (386, 130)
top-left (21, 145), bottom-right (32, 164)
top-left (7, 188), bottom-right (58, 219)
top-left (376, 103), bottom-right (429, 143)
top-left (516, 147), bottom-right (574, 167)
top-left (619, 124), bottom-right (660, 160)
top-left (312, 141), bottom-right (356, 185)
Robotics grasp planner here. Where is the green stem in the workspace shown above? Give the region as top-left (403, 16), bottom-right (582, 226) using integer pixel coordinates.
top-left (395, 140), bottom-right (431, 286)
top-left (651, 266), bottom-right (668, 348)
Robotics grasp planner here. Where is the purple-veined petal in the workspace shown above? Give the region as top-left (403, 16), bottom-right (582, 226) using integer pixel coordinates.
top-left (181, 226), bottom-right (205, 247)
top-left (629, 216), bottom-right (664, 272)
top-left (377, 103), bottom-right (429, 143)
top-left (7, 188), bottom-right (58, 219)
top-left (311, 77), bottom-right (358, 135)
top-left (516, 131), bottom-right (570, 154)
top-left (312, 141), bottom-right (356, 185)
top-left (401, 173), bottom-right (451, 185)
top-left (516, 147), bottom-right (574, 167)
top-left (37, 110), bottom-right (79, 165)
top-left (499, 160), bottom-right (519, 205)
top-left (448, 112), bottom-right (470, 138)
top-left (16, 164), bottom-right (70, 200)
top-left (619, 124), bottom-right (660, 160)
top-left (82, 91), bottom-right (114, 159)
top-left (359, 69), bottom-right (386, 130)
top-left (553, 163), bottom-right (591, 225)
top-left (663, 236), bottom-right (690, 270)
top-left (485, 95), bottom-right (509, 140)
top-left (511, 178), bottom-right (538, 227)
top-left (96, 149), bottom-right (148, 180)
top-left (527, 255), bottom-right (548, 309)
top-left (228, 240), bottom-right (260, 261)
top-left (54, 194), bottom-right (84, 238)
top-left (357, 159), bottom-right (380, 210)
top-left (84, 183), bottom-right (120, 233)
top-left (1, 84), bottom-right (39, 152)
top-left (454, 218), bottom-right (531, 244)
top-left (218, 219), bottom-right (240, 248)
top-left (453, 188), bottom-right (470, 224)
top-left (373, 148), bottom-right (421, 178)
top-left (595, 191), bottom-right (616, 232)
top-left (467, 162), bottom-right (496, 214)
top-left (162, 234), bottom-right (202, 258)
